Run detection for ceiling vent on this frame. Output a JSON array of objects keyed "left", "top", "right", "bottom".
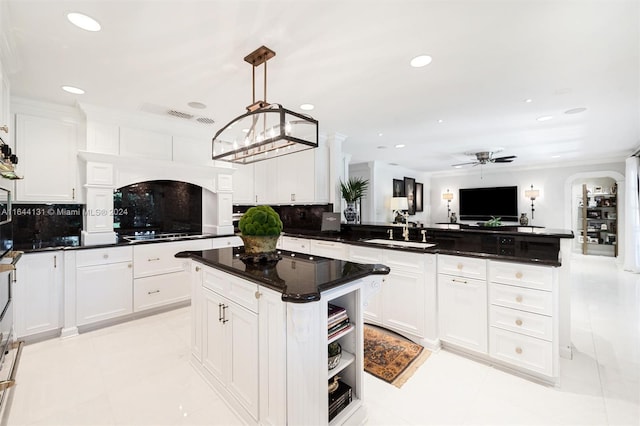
[{"left": 140, "top": 103, "right": 216, "bottom": 126}]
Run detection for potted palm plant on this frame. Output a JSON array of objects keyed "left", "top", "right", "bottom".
[{"left": 339, "top": 177, "right": 369, "bottom": 223}]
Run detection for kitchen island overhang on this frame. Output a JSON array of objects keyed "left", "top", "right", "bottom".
[
  {"left": 178, "top": 246, "right": 390, "bottom": 425},
  {"left": 176, "top": 246, "right": 390, "bottom": 302}
]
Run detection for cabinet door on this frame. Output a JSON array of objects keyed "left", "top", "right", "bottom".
[
  {"left": 438, "top": 274, "right": 488, "bottom": 353},
  {"left": 76, "top": 262, "right": 133, "bottom": 325},
  {"left": 191, "top": 263, "right": 204, "bottom": 361},
  {"left": 202, "top": 288, "right": 226, "bottom": 383},
  {"left": 15, "top": 114, "right": 78, "bottom": 202},
  {"left": 14, "top": 252, "right": 62, "bottom": 337},
  {"left": 226, "top": 301, "right": 259, "bottom": 420},
  {"left": 232, "top": 164, "right": 255, "bottom": 204},
  {"left": 382, "top": 268, "right": 425, "bottom": 337},
  {"left": 276, "top": 150, "right": 315, "bottom": 203}
]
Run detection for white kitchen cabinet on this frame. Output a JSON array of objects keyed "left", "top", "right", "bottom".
[
  {"left": 14, "top": 251, "right": 63, "bottom": 338},
  {"left": 133, "top": 239, "right": 212, "bottom": 311},
  {"left": 349, "top": 246, "right": 383, "bottom": 323},
  {"left": 232, "top": 164, "right": 255, "bottom": 204},
  {"left": 14, "top": 113, "right": 79, "bottom": 202},
  {"left": 437, "top": 255, "right": 488, "bottom": 354},
  {"left": 201, "top": 267, "right": 259, "bottom": 421},
  {"left": 280, "top": 235, "right": 311, "bottom": 254},
  {"left": 231, "top": 142, "right": 329, "bottom": 204},
  {"left": 309, "top": 239, "right": 348, "bottom": 260},
  {"left": 76, "top": 246, "right": 133, "bottom": 326},
  {"left": 488, "top": 260, "right": 557, "bottom": 378}
]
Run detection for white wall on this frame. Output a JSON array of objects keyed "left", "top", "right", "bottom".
[{"left": 429, "top": 161, "right": 625, "bottom": 230}]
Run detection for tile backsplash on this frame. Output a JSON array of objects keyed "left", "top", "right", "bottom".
[{"left": 11, "top": 204, "right": 83, "bottom": 249}]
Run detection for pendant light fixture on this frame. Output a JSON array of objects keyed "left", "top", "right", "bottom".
[{"left": 212, "top": 46, "right": 319, "bottom": 164}]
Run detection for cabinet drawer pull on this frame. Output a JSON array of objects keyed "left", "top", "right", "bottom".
[
  {"left": 515, "top": 319, "right": 523, "bottom": 326},
  {"left": 148, "top": 257, "right": 160, "bottom": 262},
  {"left": 218, "top": 303, "right": 223, "bottom": 322},
  {"left": 452, "top": 278, "right": 468, "bottom": 284},
  {"left": 222, "top": 304, "right": 229, "bottom": 324},
  {"left": 515, "top": 347, "right": 523, "bottom": 354},
  {"left": 147, "top": 289, "right": 160, "bottom": 295},
  {"left": 515, "top": 271, "right": 523, "bottom": 279},
  {"left": 456, "top": 263, "right": 464, "bottom": 270},
  {"left": 515, "top": 295, "right": 523, "bottom": 303}
]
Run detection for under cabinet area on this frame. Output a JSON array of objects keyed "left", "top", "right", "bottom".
[{"left": 76, "top": 246, "right": 133, "bottom": 326}]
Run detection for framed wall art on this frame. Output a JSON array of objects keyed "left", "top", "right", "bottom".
[
  {"left": 404, "top": 176, "right": 416, "bottom": 215},
  {"left": 415, "top": 182, "right": 423, "bottom": 212},
  {"left": 393, "top": 179, "right": 405, "bottom": 197}
]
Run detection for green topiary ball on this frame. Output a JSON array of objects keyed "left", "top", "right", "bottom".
[{"left": 239, "top": 205, "right": 283, "bottom": 236}]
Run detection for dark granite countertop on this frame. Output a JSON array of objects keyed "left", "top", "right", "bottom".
[{"left": 176, "top": 247, "right": 390, "bottom": 303}]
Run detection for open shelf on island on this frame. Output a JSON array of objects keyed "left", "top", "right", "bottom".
[
  {"left": 328, "top": 350, "right": 355, "bottom": 379},
  {"left": 328, "top": 324, "right": 354, "bottom": 344}
]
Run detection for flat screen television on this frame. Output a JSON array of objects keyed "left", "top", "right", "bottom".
[{"left": 459, "top": 186, "right": 518, "bottom": 222}]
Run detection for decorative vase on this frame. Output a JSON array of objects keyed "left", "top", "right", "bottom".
[
  {"left": 449, "top": 212, "right": 457, "bottom": 223},
  {"left": 519, "top": 213, "right": 529, "bottom": 226},
  {"left": 344, "top": 202, "right": 357, "bottom": 224},
  {"left": 239, "top": 234, "right": 281, "bottom": 263},
  {"left": 328, "top": 342, "right": 342, "bottom": 370}
]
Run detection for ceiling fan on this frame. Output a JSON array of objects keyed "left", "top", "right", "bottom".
[{"left": 452, "top": 151, "right": 517, "bottom": 167}]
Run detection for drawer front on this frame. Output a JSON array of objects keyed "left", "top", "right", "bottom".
[
  {"left": 349, "top": 246, "right": 383, "bottom": 264},
  {"left": 490, "top": 282, "right": 553, "bottom": 316},
  {"left": 489, "top": 261, "right": 553, "bottom": 291},
  {"left": 202, "top": 266, "right": 258, "bottom": 313},
  {"left": 438, "top": 254, "right": 486, "bottom": 280},
  {"left": 133, "top": 271, "right": 190, "bottom": 312},
  {"left": 211, "top": 236, "right": 242, "bottom": 249},
  {"left": 134, "top": 240, "right": 211, "bottom": 278},
  {"left": 489, "top": 305, "right": 553, "bottom": 341},
  {"left": 489, "top": 327, "right": 553, "bottom": 377},
  {"left": 76, "top": 246, "right": 132, "bottom": 267},
  {"left": 383, "top": 250, "right": 425, "bottom": 274},
  {"left": 281, "top": 237, "right": 311, "bottom": 254},
  {"left": 309, "top": 240, "right": 347, "bottom": 260}
]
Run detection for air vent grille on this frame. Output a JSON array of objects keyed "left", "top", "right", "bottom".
[
  {"left": 196, "top": 117, "right": 215, "bottom": 125},
  {"left": 167, "top": 110, "right": 194, "bottom": 120}
]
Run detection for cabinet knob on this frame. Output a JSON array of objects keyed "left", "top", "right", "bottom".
[
  {"left": 128, "top": 263, "right": 132, "bottom": 268},
  {"left": 457, "top": 263, "right": 463, "bottom": 270},
  {"left": 195, "top": 266, "right": 201, "bottom": 272},
  {"left": 255, "top": 291, "right": 262, "bottom": 299},
  {"left": 515, "top": 319, "right": 523, "bottom": 326},
  {"left": 515, "top": 271, "right": 523, "bottom": 279},
  {"left": 103, "top": 254, "right": 109, "bottom": 259},
  {"left": 515, "top": 295, "right": 523, "bottom": 303},
  {"left": 515, "top": 347, "right": 523, "bottom": 354}
]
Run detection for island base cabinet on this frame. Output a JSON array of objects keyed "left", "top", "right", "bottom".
[{"left": 437, "top": 275, "right": 488, "bottom": 354}]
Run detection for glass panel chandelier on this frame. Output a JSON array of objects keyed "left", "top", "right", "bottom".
[{"left": 212, "top": 46, "right": 318, "bottom": 164}]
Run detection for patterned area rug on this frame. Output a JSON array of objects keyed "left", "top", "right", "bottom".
[{"left": 363, "top": 324, "right": 431, "bottom": 388}]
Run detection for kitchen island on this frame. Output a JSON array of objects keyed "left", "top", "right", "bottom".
[{"left": 176, "top": 247, "right": 390, "bottom": 426}]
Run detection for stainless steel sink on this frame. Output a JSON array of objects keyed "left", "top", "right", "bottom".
[{"left": 363, "top": 239, "right": 436, "bottom": 249}]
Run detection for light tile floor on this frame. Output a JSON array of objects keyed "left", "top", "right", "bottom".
[{"left": 6, "top": 255, "right": 640, "bottom": 425}]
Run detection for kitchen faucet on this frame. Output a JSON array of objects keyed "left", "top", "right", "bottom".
[{"left": 402, "top": 222, "right": 409, "bottom": 241}]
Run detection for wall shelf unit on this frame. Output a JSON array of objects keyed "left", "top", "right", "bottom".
[{"left": 579, "top": 183, "right": 617, "bottom": 257}]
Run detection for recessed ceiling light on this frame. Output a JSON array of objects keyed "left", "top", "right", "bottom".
[
  {"left": 453, "top": 165, "right": 462, "bottom": 169},
  {"left": 536, "top": 115, "right": 553, "bottom": 122},
  {"left": 377, "top": 146, "right": 387, "bottom": 149},
  {"left": 188, "top": 101, "right": 207, "bottom": 109},
  {"left": 410, "top": 55, "right": 432, "bottom": 68},
  {"left": 389, "top": 163, "right": 399, "bottom": 166},
  {"left": 378, "top": 132, "right": 383, "bottom": 137},
  {"left": 67, "top": 12, "right": 101, "bottom": 32},
  {"left": 61, "top": 85, "right": 85, "bottom": 94},
  {"left": 565, "top": 107, "right": 587, "bottom": 115},
  {"left": 551, "top": 155, "right": 561, "bottom": 158},
  {"left": 300, "top": 104, "right": 314, "bottom": 111},
  {"left": 524, "top": 98, "right": 533, "bottom": 103},
  {"left": 395, "top": 144, "right": 405, "bottom": 149},
  {"left": 437, "top": 119, "right": 444, "bottom": 123}
]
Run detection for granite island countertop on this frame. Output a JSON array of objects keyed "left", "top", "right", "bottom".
[{"left": 176, "top": 247, "right": 390, "bottom": 303}]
